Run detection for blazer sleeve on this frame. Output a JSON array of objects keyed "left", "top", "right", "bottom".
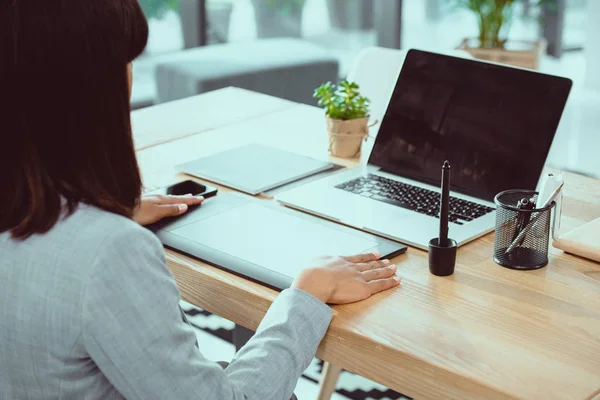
[{"left": 81, "top": 224, "right": 332, "bottom": 400}]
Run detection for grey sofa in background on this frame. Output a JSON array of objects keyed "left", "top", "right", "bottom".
[{"left": 154, "top": 38, "right": 339, "bottom": 106}]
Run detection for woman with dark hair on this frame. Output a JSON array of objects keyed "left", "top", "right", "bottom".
[{"left": 0, "top": 1, "right": 401, "bottom": 399}]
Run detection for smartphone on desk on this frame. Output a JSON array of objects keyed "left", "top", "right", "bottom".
[
  {"left": 145, "top": 180, "right": 218, "bottom": 233},
  {"left": 147, "top": 180, "right": 218, "bottom": 199}
]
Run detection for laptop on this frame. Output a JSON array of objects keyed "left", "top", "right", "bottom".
[{"left": 277, "top": 49, "right": 572, "bottom": 250}]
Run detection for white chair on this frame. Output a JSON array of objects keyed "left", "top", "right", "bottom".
[{"left": 345, "top": 47, "right": 472, "bottom": 137}]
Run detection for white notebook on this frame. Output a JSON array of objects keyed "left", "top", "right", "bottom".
[
  {"left": 553, "top": 217, "right": 600, "bottom": 263},
  {"left": 177, "top": 143, "right": 335, "bottom": 195}
]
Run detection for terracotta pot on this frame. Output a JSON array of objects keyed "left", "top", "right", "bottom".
[
  {"left": 326, "top": 117, "right": 369, "bottom": 158},
  {"left": 456, "top": 38, "right": 546, "bottom": 70}
]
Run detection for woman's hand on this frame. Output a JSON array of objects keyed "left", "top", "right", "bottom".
[
  {"left": 133, "top": 194, "right": 203, "bottom": 226},
  {"left": 292, "top": 252, "right": 401, "bottom": 304}
]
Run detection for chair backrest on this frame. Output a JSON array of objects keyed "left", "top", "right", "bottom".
[{"left": 346, "top": 47, "right": 472, "bottom": 135}]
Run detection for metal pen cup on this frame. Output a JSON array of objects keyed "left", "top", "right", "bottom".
[{"left": 493, "top": 190, "right": 555, "bottom": 270}]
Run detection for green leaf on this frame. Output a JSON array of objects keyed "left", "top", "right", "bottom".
[
  {"left": 444, "top": 0, "right": 530, "bottom": 48},
  {"left": 313, "top": 80, "right": 370, "bottom": 120}
]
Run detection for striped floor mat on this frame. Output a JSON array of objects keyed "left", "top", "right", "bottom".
[{"left": 181, "top": 303, "right": 411, "bottom": 400}]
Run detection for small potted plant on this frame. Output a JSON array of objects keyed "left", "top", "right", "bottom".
[
  {"left": 450, "top": 0, "right": 553, "bottom": 70},
  {"left": 314, "top": 80, "right": 372, "bottom": 159}
]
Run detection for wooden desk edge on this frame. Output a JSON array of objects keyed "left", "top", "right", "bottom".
[
  {"left": 587, "top": 387, "right": 600, "bottom": 400},
  {"left": 167, "top": 252, "right": 521, "bottom": 400}
]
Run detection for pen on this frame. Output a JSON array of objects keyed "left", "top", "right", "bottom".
[
  {"left": 439, "top": 160, "right": 450, "bottom": 247},
  {"left": 505, "top": 182, "right": 564, "bottom": 254},
  {"left": 513, "top": 197, "right": 535, "bottom": 246},
  {"left": 428, "top": 160, "right": 457, "bottom": 276}
]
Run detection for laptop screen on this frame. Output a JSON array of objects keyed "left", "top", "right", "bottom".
[{"left": 369, "top": 49, "right": 572, "bottom": 202}]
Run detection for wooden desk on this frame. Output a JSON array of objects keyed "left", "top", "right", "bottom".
[{"left": 133, "top": 87, "right": 600, "bottom": 400}]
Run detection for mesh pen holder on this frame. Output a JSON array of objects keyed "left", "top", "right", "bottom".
[{"left": 493, "top": 190, "right": 555, "bottom": 270}]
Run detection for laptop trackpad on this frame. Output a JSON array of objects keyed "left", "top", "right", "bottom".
[{"left": 169, "top": 202, "right": 381, "bottom": 278}]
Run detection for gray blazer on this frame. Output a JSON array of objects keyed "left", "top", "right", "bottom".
[{"left": 0, "top": 204, "right": 332, "bottom": 400}]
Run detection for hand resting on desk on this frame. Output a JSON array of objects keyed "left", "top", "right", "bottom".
[
  {"left": 293, "top": 252, "right": 401, "bottom": 304},
  {"left": 133, "top": 193, "right": 203, "bottom": 226}
]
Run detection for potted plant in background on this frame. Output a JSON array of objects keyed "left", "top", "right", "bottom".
[
  {"left": 314, "top": 80, "right": 373, "bottom": 159},
  {"left": 451, "top": 0, "right": 551, "bottom": 70},
  {"left": 251, "top": 0, "right": 306, "bottom": 38}
]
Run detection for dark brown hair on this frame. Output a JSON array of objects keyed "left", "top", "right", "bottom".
[{"left": 0, "top": 0, "right": 149, "bottom": 239}]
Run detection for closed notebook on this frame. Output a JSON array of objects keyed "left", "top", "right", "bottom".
[
  {"left": 177, "top": 143, "right": 335, "bottom": 195},
  {"left": 553, "top": 217, "right": 600, "bottom": 263}
]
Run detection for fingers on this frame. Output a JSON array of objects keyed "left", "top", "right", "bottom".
[
  {"left": 153, "top": 194, "right": 204, "bottom": 206},
  {"left": 356, "top": 259, "right": 390, "bottom": 272},
  {"left": 342, "top": 252, "right": 381, "bottom": 264},
  {"left": 156, "top": 203, "right": 190, "bottom": 218},
  {"left": 362, "top": 264, "right": 397, "bottom": 281},
  {"left": 367, "top": 277, "right": 402, "bottom": 294}
]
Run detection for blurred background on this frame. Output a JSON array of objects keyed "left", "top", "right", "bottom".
[
  {"left": 132, "top": 0, "right": 599, "bottom": 179},
  {"left": 132, "top": 0, "right": 591, "bottom": 107}
]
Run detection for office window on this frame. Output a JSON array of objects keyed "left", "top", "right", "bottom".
[
  {"left": 132, "top": 0, "right": 590, "bottom": 109},
  {"left": 131, "top": 0, "right": 382, "bottom": 108}
]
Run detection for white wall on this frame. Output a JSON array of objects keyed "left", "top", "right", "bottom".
[{"left": 584, "top": 0, "right": 600, "bottom": 91}]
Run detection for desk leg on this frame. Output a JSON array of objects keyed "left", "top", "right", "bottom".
[{"left": 316, "top": 362, "right": 342, "bottom": 400}]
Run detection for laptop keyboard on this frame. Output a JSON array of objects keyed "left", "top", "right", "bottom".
[{"left": 335, "top": 174, "right": 495, "bottom": 225}]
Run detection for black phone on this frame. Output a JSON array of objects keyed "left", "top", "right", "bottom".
[{"left": 147, "top": 180, "right": 218, "bottom": 199}]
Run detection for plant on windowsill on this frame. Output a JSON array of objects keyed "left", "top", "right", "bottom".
[
  {"left": 450, "top": 0, "right": 556, "bottom": 70},
  {"left": 314, "top": 80, "right": 373, "bottom": 159}
]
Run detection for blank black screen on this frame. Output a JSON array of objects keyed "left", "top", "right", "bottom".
[{"left": 370, "top": 50, "right": 572, "bottom": 202}]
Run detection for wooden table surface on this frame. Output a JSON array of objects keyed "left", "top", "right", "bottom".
[{"left": 133, "top": 87, "right": 600, "bottom": 400}]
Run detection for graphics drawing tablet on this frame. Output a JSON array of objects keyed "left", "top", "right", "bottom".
[{"left": 148, "top": 193, "right": 407, "bottom": 290}]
